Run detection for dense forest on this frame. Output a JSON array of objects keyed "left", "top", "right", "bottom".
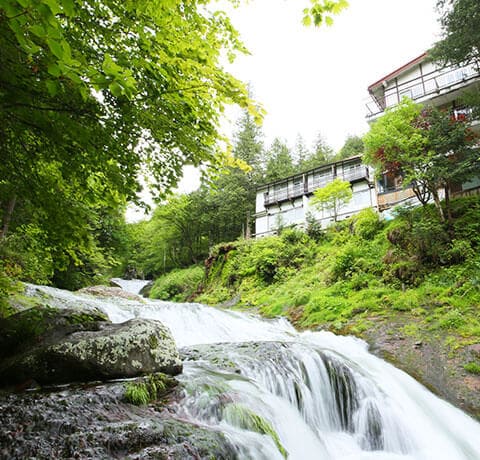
[
  {"left": 1, "top": 1, "right": 480, "bottom": 458},
  {"left": 0, "top": 0, "right": 478, "bottom": 312}
]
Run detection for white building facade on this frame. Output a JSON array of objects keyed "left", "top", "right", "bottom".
[
  {"left": 365, "top": 53, "right": 480, "bottom": 212},
  {"left": 254, "top": 156, "right": 377, "bottom": 237}
]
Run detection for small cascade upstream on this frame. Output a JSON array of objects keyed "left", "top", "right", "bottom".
[{"left": 24, "top": 283, "right": 480, "bottom": 459}]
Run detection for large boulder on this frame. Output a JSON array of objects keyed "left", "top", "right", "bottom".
[{"left": 0, "top": 307, "right": 182, "bottom": 386}]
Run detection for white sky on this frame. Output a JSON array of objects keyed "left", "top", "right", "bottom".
[
  {"left": 219, "top": 0, "right": 442, "bottom": 152},
  {"left": 128, "top": 0, "right": 442, "bottom": 220}
]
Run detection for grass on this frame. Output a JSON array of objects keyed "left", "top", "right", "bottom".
[{"left": 154, "top": 197, "right": 480, "bottom": 349}]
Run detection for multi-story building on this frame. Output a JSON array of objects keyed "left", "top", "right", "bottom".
[
  {"left": 365, "top": 52, "right": 480, "bottom": 212},
  {"left": 254, "top": 53, "right": 480, "bottom": 237},
  {"left": 254, "top": 156, "right": 376, "bottom": 237}
]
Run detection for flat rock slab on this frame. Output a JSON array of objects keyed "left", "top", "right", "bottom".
[{"left": 78, "top": 285, "right": 143, "bottom": 301}]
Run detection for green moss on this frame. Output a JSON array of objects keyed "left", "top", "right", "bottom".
[
  {"left": 124, "top": 373, "right": 176, "bottom": 405},
  {"left": 223, "top": 403, "right": 287, "bottom": 458},
  {"left": 464, "top": 362, "right": 480, "bottom": 375},
  {"left": 66, "top": 311, "right": 109, "bottom": 325}
]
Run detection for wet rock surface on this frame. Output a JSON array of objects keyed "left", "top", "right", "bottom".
[
  {"left": 0, "top": 381, "right": 237, "bottom": 460},
  {"left": 0, "top": 307, "right": 182, "bottom": 386},
  {"left": 79, "top": 285, "right": 143, "bottom": 301},
  {"left": 360, "top": 318, "right": 480, "bottom": 420}
]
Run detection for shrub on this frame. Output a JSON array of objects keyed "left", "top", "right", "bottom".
[
  {"left": 150, "top": 265, "right": 204, "bottom": 301},
  {"left": 353, "top": 208, "right": 382, "bottom": 239}
]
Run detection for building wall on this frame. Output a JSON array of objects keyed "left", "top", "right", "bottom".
[
  {"left": 368, "top": 58, "right": 480, "bottom": 121},
  {"left": 254, "top": 158, "right": 377, "bottom": 237}
]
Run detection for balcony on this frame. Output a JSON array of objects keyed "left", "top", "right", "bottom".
[
  {"left": 264, "top": 184, "right": 304, "bottom": 206},
  {"left": 365, "top": 63, "right": 480, "bottom": 120},
  {"left": 377, "top": 187, "right": 416, "bottom": 211},
  {"left": 341, "top": 166, "right": 370, "bottom": 183},
  {"left": 263, "top": 166, "right": 370, "bottom": 206}
]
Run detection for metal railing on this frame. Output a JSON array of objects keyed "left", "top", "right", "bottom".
[
  {"left": 365, "top": 63, "right": 480, "bottom": 119},
  {"left": 263, "top": 167, "right": 369, "bottom": 206}
]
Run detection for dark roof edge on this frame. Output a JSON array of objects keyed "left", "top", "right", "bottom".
[{"left": 368, "top": 52, "right": 428, "bottom": 92}]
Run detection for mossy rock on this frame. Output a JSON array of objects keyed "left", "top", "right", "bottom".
[
  {"left": 0, "top": 309, "right": 182, "bottom": 386},
  {"left": 0, "top": 305, "right": 108, "bottom": 360},
  {"left": 223, "top": 403, "right": 287, "bottom": 458}
]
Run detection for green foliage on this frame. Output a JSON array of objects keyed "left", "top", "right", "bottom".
[
  {"left": 302, "top": 0, "right": 349, "bottom": 27},
  {"left": 353, "top": 208, "right": 382, "bottom": 240},
  {"left": 124, "top": 382, "right": 150, "bottom": 406},
  {"left": 124, "top": 373, "right": 175, "bottom": 406},
  {"left": 223, "top": 403, "right": 287, "bottom": 458},
  {"left": 437, "top": 309, "right": 467, "bottom": 330},
  {"left": 336, "top": 135, "right": 364, "bottom": 160},
  {"left": 0, "top": 0, "right": 259, "bottom": 289},
  {"left": 464, "top": 362, "right": 480, "bottom": 375},
  {"left": 364, "top": 99, "right": 480, "bottom": 223},
  {"left": 150, "top": 265, "right": 204, "bottom": 302},
  {"left": 305, "top": 211, "right": 324, "bottom": 241},
  {"left": 296, "top": 133, "right": 334, "bottom": 171},
  {"left": 188, "top": 195, "right": 480, "bottom": 347},
  {"left": 265, "top": 138, "right": 295, "bottom": 182},
  {"left": 431, "top": 0, "right": 480, "bottom": 68},
  {"left": 311, "top": 179, "right": 353, "bottom": 222}
]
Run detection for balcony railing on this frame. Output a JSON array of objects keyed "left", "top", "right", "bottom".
[
  {"left": 341, "top": 167, "right": 370, "bottom": 182},
  {"left": 365, "top": 63, "right": 480, "bottom": 119},
  {"left": 263, "top": 167, "right": 370, "bottom": 206}
]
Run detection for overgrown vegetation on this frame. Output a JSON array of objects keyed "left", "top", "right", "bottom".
[
  {"left": 151, "top": 197, "right": 480, "bottom": 350},
  {"left": 150, "top": 266, "right": 205, "bottom": 302}
]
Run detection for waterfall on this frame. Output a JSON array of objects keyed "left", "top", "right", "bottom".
[{"left": 24, "top": 284, "right": 480, "bottom": 459}]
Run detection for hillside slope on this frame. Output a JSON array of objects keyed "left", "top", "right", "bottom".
[{"left": 151, "top": 197, "right": 480, "bottom": 417}]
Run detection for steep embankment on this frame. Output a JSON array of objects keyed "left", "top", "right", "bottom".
[{"left": 151, "top": 197, "right": 480, "bottom": 418}]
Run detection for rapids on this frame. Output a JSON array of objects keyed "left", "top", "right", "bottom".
[{"left": 23, "top": 282, "right": 480, "bottom": 459}]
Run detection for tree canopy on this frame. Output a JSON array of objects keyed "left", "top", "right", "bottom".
[
  {"left": 311, "top": 178, "right": 352, "bottom": 222},
  {"left": 431, "top": 0, "right": 480, "bottom": 68},
  {"left": 363, "top": 98, "right": 479, "bottom": 223}
]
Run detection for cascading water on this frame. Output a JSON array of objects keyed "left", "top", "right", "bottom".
[{"left": 24, "top": 283, "right": 480, "bottom": 459}]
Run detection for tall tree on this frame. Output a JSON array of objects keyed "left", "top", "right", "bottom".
[
  {"left": 0, "top": 0, "right": 256, "bottom": 284},
  {"left": 297, "top": 133, "right": 333, "bottom": 171},
  {"left": 363, "top": 98, "right": 479, "bottom": 224},
  {"left": 265, "top": 138, "right": 295, "bottom": 182},
  {"left": 431, "top": 0, "right": 480, "bottom": 68},
  {"left": 293, "top": 134, "right": 311, "bottom": 167},
  {"left": 335, "top": 135, "right": 364, "bottom": 160}
]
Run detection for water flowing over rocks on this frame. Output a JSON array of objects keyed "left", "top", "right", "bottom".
[
  {"left": 2, "top": 283, "right": 480, "bottom": 459},
  {"left": 0, "top": 381, "right": 237, "bottom": 459}
]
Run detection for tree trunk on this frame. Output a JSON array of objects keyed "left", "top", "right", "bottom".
[
  {"left": 0, "top": 195, "right": 16, "bottom": 239},
  {"left": 431, "top": 188, "right": 445, "bottom": 223},
  {"left": 444, "top": 184, "right": 454, "bottom": 237}
]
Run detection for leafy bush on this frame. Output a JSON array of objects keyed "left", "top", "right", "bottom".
[
  {"left": 150, "top": 265, "right": 204, "bottom": 301},
  {"left": 353, "top": 208, "right": 382, "bottom": 239}
]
